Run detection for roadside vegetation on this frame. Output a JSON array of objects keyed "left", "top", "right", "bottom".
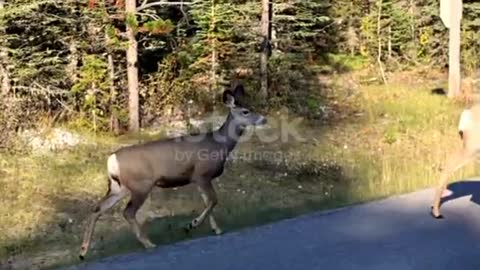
[{"left": 1, "top": 64, "right": 475, "bottom": 269}]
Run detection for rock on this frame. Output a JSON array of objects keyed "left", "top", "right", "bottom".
[{"left": 19, "top": 128, "right": 91, "bottom": 154}]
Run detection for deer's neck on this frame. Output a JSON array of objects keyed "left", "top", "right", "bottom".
[{"left": 217, "top": 113, "right": 245, "bottom": 152}]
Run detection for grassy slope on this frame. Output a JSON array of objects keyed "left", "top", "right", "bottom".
[{"left": 1, "top": 67, "right": 477, "bottom": 270}]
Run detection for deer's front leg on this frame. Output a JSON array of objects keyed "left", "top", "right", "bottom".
[
  {"left": 186, "top": 181, "right": 220, "bottom": 233},
  {"left": 198, "top": 186, "right": 223, "bottom": 235},
  {"left": 432, "top": 148, "right": 473, "bottom": 218}
]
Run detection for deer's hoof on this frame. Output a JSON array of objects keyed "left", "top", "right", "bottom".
[
  {"left": 191, "top": 218, "right": 199, "bottom": 227},
  {"left": 79, "top": 245, "right": 88, "bottom": 260},
  {"left": 144, "top": 242, "right": 156, "bottom": 249},
  {"left": 212, "top": 229, "right": 223, "bottom": 235},
  {"left": 183, "top": 224, "right": 192, "bottom": 235},
  {"left": 430, "top": 207, "right": 444, "bottom": 219}
]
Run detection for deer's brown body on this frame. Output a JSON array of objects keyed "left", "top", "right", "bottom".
[
  {"left": 79, "top": 85, "right": 266, "bottom": 259},
  {"left": 113, "top": 132, "right": 235, "bottom": 189}
]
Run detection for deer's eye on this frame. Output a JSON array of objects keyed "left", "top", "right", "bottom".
[{"left": 242, "top": 110, "right": 250, "bottom": 115}]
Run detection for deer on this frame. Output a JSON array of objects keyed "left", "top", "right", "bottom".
[
  {"left": 431, "top": 102, "right": 480, "bottom": 218},
  {"left": 79, "top": 85, "right": 267, "bottom": 260}
]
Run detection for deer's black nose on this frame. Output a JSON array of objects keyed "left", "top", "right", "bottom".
[{"left": 258, "top": 117, "right": 267, "bottom": 125}]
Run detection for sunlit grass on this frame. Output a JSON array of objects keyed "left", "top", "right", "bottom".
[{"left": 312, "top": 82, "right": 478, "bottom": 203}]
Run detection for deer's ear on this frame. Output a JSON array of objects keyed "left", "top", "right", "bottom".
[
  {"left": 223, "top": 90, "right": 235, "bottom": 108},
  {"left": 233, "top": 84, "right": 245, "bottom": 99}
]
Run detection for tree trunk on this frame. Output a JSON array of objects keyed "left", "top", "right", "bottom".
[
  {"left": 260, "top": 0, "right": 269, "bottom": 99},
  {"left": 447, "top": 0, "right": 462, "bottom": 99},
  {"left": 210, "top": 0, "right": 217, "bottom": 97},
  {"left": 105, "top": 30, "right": 119, "bottom": 134},
  {"left": 66, "top": 40, "right": 78, "bottom": 84},
  {"left": 0, "top": 63, "right": 9, "bottom": 97},
  {"left": 410, "top": 0, "right": 416, "bottom": 61},
  {"left": 269, "top": 0, "right": 277, "bottom": 54},
  {"left": 108, "top": 53, "right": 120, "bottom": 134},
  {"left": 387, "top": 25, "right": 392, "bottom": 60},
  {"left": 0, "top": 1, "right": 10, "bottom": 97},
  {"left": 268, "top": 0, "right": 273, "bottom": 40},
  {"left": 376, "top": 0, "right": 387, "bottom": 85},
  {"left": 125, "top": 0, "right": 140, "bottom": 132},
  {"left": 211, "top": 43, "right": 217, "bottom": 92},
  {"left": 91, "top": 82, "right": 98, "bottom": 132}
]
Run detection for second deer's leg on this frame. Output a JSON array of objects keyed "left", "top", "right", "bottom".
[
  {"left": 187, "top": 181, "right": 218, "bottom": 231},
  {"left": 123, "top": 190, "right": 156, "bottom": 249},
  {"left": 432, "top": 148, "right": 474, "bottom": 218}
]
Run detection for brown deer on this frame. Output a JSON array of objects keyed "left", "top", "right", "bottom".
[
  {"left": 431, "top": 103, "right": 480, "bottom": 218},
  {"left": 79, "top": 85, "right": 267, "bottom": 259}
]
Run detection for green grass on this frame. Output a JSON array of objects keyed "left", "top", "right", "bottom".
[
  {"left": 326, "top": 53, "right": 369, "bottom": 71},
  {"left": 1, "top": 71, "right": 478, "bottom": 270}
]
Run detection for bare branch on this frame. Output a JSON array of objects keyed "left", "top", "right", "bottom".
[
  {"left": 109, "top": 13, "right": 126, "bottom": 20},
  {"left": 136, "top": 12, "right": 161, "bottom": 21},
  {"left": 137, "top": 1, "right": 192, "bottom": 12}
]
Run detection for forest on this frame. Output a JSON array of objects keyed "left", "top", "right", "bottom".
[{"left": 1, "top": 0, "right": 479, "bottom": 269}]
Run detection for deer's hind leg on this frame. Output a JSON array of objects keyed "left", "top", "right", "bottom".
[
  {"left": 432, "top": 148, "right": 475, "bottom": 218},
  {"left": 80, "top": 177, "right": 127, "bottom": 260}
]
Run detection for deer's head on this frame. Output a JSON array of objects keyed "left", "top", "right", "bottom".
[{"left": 222, "top": 85, "right": 267, "bottom": 128}]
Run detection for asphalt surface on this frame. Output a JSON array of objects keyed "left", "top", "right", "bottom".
[{"left": 66, "top": 182, "right": 480, "bottom": 270}]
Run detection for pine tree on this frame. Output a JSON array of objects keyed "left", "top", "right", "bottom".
[
  {"left": 0, "top": 0, "right": 94, "bottom": 103},
  {"left": 275, "top": 0, "right": 333, "bottom": 55},
  {"left": 188, "top": 0, "right": 236, "bottom": 92}
]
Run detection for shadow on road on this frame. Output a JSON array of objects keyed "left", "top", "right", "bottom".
[{"left": 441, "top": 180, "right": 480, "bottom": 207}]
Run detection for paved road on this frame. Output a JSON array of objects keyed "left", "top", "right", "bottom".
[{"left": 66, "top": 182, "right": 480, "bottom": 270}]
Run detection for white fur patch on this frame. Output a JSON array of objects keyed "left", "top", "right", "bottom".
[
  {"left": 458, "top": 109, "right": 472, "bottom": 131},
  {"left": 107, "top": 154, "right": 123, "bottom": 194},
  {"left": 109, "top": 178, "right": 122, "bottom": 194},
  {"left": 107, "top": 154, "right": 120, "bottom": 177}
]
